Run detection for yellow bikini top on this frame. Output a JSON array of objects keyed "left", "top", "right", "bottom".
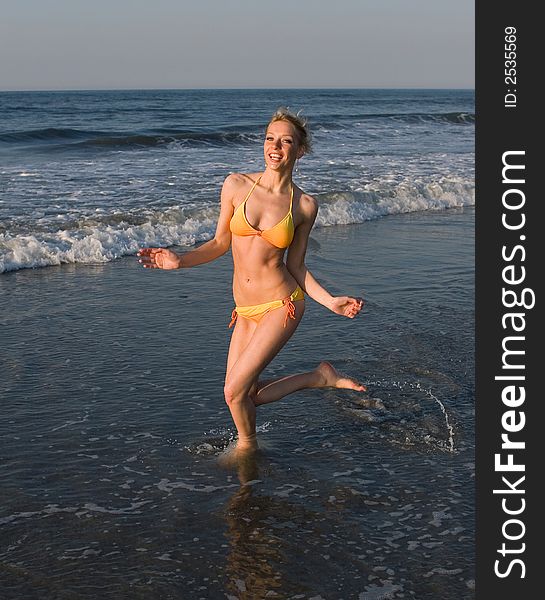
[{"left": 229, "top": 175, "right": 295, "bottom": 249}]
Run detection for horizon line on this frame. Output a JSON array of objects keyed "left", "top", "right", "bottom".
[{"left": 0, "top": 85, "right": 475, "bottom": 94}]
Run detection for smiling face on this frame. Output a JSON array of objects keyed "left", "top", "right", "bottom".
[{"left": 264, "top": 120, "right": 303, "bottom": 172}]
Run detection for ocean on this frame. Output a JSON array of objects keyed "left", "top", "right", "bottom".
[
  {"left": 1, "top": 89, "right": 474, "bottom": 599},
  {"left": 0, "top": 89, "right": 473, "bottom": 273}
]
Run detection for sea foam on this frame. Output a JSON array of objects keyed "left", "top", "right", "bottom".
[{"left": 0, "top": 176, "right": 473, "bottom": 273}]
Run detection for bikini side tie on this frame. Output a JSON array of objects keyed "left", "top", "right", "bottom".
[{"left": 282, "top": 297, "right": 296, "bottom": 328}]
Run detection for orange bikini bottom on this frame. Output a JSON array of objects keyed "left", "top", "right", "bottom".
[{"left": 228, "top": 286, "right": 305, "bottom": 329}]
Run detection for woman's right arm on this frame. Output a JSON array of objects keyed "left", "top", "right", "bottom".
[{"left": 137, "top": 174, "right": 239, "bottom": 270}]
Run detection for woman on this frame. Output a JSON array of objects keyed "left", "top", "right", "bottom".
[{"left": 137, "top": 108, "right": 365, "bottom": 459}]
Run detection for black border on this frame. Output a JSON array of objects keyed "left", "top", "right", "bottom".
[{"left": 476, "top": 2, "right": 538, "bottom": 596}]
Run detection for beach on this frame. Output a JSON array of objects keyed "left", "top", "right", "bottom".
[
  {"left": 1, "top": 205, "right": 474, "bottom": 599},
  {"left": 1, "top": 88, "right": 474, "bottom": 598}
]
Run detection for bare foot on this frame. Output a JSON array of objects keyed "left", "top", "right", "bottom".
[
  {"left": 315, "top": 361, "right": 367, "bottom": 391},
  {"left": 218, "top": 438, "right": 259, "bottom": 468}
]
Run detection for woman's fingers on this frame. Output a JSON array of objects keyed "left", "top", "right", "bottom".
[
  {"left": 139, "top": 258, "right": 159, "bottom": 268},
  {"left": 345, "top": 296, "right": 364, "bottom": 317},
  {"left": 351, "top": 296, "right": 364, "bottom": 307},
  {"left": 137, "top": 247, "right": 162, "bottom": 268},
  {"left": 137, "top": 247, "right": 161, "bottom": 257}
]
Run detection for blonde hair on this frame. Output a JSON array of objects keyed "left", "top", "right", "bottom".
[{"left": 267, "top": 107, "right": 312, "bottom": 155}]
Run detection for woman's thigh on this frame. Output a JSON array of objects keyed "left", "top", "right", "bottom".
[
  {"left": 226, "top": 314, "right": 257, "bottom": 379},
  {"left": 225, "top": 300, "right": 305, "bottom": 396}
]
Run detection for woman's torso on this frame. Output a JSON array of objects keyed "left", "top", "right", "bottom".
[{"left": 229, "top": 173, "right": 300, "bottom": 306}]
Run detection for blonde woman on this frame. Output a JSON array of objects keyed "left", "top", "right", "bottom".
[{"left": 138, "top": 108, "right": 365, "bottom": 460}]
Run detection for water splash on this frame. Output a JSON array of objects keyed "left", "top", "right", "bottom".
[
  {"left": 185, "top": 421, "right": 273, "bottom": 456},
  {"left": 417, "top": 384, "right": 455, "bottom": 453},
  {"left": 365, "top": 378, "right": 456, "bottom": 453}
]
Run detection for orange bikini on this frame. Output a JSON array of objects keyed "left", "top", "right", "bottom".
[
  {"left": 228, "top": 175, "right": 304, "bottom": 328},
  {"left": 229, "top": 175, "right": 295, "bottom": 248}
]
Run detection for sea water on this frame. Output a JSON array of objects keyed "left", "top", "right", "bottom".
[
  {"left": 1, "top": 89, "right": 474, "bottom": 599},
  {"left": 0, "top": 89, "right": 474, "bottom": 273}
]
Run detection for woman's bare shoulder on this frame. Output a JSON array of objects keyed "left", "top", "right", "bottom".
[
  {"left": 223, "top": 172, "right": 262, "bottom": 191},
  {"left": 221, "top": 173, "right": 262, "bottom": 209},
  {"left": 296, "top": 189, "right": 319, "bottom": 219}
]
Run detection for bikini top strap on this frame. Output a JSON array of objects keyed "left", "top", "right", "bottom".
[
  {"left": 289, "top": 183, "right": 294, "bottom": 211},
  {"left": 242, "top": 175, "right": 262, "bottom": 204}
]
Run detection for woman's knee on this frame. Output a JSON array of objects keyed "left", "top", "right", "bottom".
[
  {"left": 223, "top": 381, "right": 238, "bottom": 406},
  {"left": 223, "top": 377, "right": 256, "bottom": 406}
]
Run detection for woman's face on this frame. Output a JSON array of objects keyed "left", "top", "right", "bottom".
[{"left": 264, "top": 120, "right": 302, "bottom": 171}]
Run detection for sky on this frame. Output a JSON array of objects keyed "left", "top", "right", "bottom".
[{"left": 0, "top": 0, "right": 474, "bottom": 91}]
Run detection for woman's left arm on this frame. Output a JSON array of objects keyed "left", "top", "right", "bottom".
[{"left": 286, "top": 195, "right": 364, "bottom": 319}]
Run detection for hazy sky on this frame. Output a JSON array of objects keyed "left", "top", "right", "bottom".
[{"left": 0, "top": 0, "right": 474, "bottom": 91}]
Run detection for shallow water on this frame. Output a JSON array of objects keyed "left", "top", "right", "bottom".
[{"left": 1, "top": 207, "right": 474, "bottom": 599}]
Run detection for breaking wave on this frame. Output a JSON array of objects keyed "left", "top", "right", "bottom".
[{"left": 0, "top": 176, "right": 474, "bottom": 273}]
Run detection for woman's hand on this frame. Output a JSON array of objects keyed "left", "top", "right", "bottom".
[
  {"left": 137, "top": 247, "right": 181, "bottom": 270},
  {"left": 329, "top": 296, "right": 364, "bottom": 318}
]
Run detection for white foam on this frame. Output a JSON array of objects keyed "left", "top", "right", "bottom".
[
  {"left": 359, "top": 581, "right": 403, "bottom": 599},
  {"left": 0, "top": 176, "right": 474, "bottom": 273},
  {"left": 82, "top": 500, "right": 151, "bottom": 514},
  {"left": 316, "top": 177, "right": 474, "bottom": 227},
  {"left": 0, "top": 216, "right": 216, "bottom": 273},
  {"left": 156, "top": 478, "right": 238, "bottom": 493}
]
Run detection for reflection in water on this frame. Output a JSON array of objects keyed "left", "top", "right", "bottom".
[
  {"left": 221, "top": 453, "right": 324, "bottom": 599},
  {"left": 222, "top": 454, "right": 286, "bottom": 599}
]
